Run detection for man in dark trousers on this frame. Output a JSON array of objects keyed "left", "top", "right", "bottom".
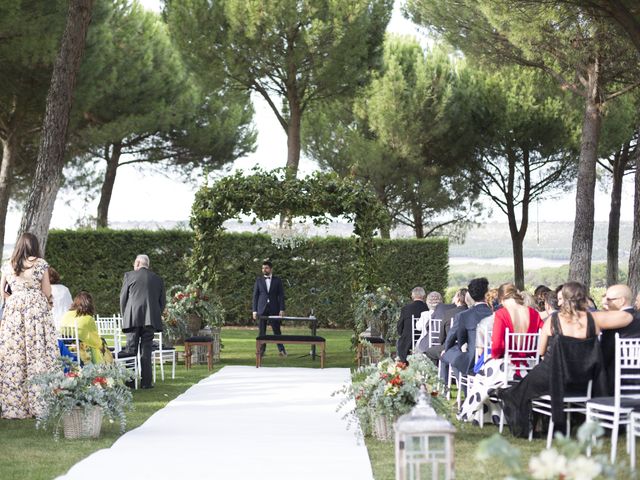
[
  {"left": 396, "top": 287, "right": 429, "bottom": 363},
  {"left": 120, "top": 254, "right": 166, "bottom": 389},
  {"left": 253, "top": 260, "right": 286, "bottom": 356}
]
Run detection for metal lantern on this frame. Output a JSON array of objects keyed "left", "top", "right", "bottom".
[{"left": 394, "top": 386, "right": 456, "bottom": 480}]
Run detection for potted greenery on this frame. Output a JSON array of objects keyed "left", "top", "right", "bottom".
[
  {"left": 353, "top": 285, "right": 403, "bottom": 341},
  {"left": 335, "top": 354, "right": 449, "bottom": 441},
  {"left": 31, "top": 360, "right": 133, "bottom": 440},
  {"left": 164, "top": 284, "right": 225, "bottom": 334}
]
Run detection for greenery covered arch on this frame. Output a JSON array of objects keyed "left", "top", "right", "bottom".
[{"left": 189, "top": 169, "right": 390, "bottom": 290}]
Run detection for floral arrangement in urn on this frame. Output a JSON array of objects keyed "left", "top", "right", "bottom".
[
  {"left": 353, "top": 285, "right": 404, "bottom": 341},
  {"left": 335, "top": 354, "right": 449, "bottom": 440},
  {"left": 164, "top": 284, "right": 225, "bottom": 339},
  {"left": 476, "top": 422, "right": 619, "bottom": 479},
  {"left": 31, "top": 360, "right": 133, "bottom": 439}
]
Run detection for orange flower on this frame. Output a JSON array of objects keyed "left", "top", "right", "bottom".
[{"left": 390, "top": 375, "right": 403, "bottom": 387}]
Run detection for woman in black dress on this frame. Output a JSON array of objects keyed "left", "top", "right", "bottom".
[{"left": 497, "top": 282, "right": 633, "bottom": 438}]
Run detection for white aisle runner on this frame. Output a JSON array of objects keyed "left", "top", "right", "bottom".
[{"left": 58, "top": 366, "right": 373, "bottom": 480}]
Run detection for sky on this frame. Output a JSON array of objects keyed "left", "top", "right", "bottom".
[{"left": 4, "top": 0, "right": 635, "bottom": 242}]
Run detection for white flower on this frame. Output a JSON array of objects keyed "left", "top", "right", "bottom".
[
  {"left": 106, "top": 377, "right": 114, "bottom": 387},
  {"left": 529, "top": 449, "right": 567, "bottom": 479},
  {"left": 565, "top": 455, "right": 602, "bottom": 480}
]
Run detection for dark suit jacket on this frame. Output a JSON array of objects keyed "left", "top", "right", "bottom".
[
  {"left": 252, "top": 276, "right": 286, "bottom": 316},
  {"left": 438, "top": 305, "right": 468, "bottom": 345},
  {"left": 120, "top": 268, "right": 166, "bottom": 332},
  {"left": 442, "top": 303, "right": 493, "bottom": 374},
  {"left": 601, "top": 307, "right": 639, "bottom": 394},
  {"left": 431, "top": 302, "right": 455, "bottom": 320},
  {"left": 397, "top": 300, "right": 429, "bottom": 362}
]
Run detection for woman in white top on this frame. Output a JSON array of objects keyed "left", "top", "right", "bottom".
[{"left": 49, "top": 267, "right": 72, "bottom": 330}]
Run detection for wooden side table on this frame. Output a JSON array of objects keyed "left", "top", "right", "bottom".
[{"left": 184, "top": 336, "right": 214, "bottom": 371}]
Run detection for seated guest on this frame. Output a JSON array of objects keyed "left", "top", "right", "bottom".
[
  {"left": 49, "top": 267, "right": 72, "bottom": 330},
  {"left": 543, "top": 290, "right": 559, "bottom": 320},
  {"left": 396, "top": 286, "right": 429, "bottom": 363},
  {"left": 440, "top": 278, "right": 490, "bottom": 381},
  {"left": 414, "top": 291, "right": 445, "bottom": 346},
  {"left": 534, "top": 285, "right": 551, "bottom": 317},
  {"left": 458, "top": 283, "right": 543, "bottom": 424},
  {"left": 497, "top": 282, "right": 633, "bottom": 438},
  {"left": 60, "top": 291, "right": 113, "bottom": 364},
  {"left": 423, "top": 288, "right": 467, "bottom": 363},
  {"left": 600, "top": 284, "right": 639, "bottom": 395}
]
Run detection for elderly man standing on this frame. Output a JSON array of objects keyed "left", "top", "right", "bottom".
[
  {"left": 601, "top": 284, "right": 639, "bottom": 394},
  {"left": 396, "top": 286, "right": 429, "bottom": 363},
  {"left": 120, "top": 254, "right": 166, "bottom": 389}
]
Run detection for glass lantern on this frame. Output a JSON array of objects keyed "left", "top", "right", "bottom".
[{"left": 394, "top": 386, "right": 456, "bottom": 480}]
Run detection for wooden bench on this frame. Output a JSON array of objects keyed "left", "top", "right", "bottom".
[{"left": 256, "top": 335, "right": 326, "bottom": 368}]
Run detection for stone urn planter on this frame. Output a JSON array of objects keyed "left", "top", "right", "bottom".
[{"left": 62, "top": 406, "right": 103, "bottom": 439}]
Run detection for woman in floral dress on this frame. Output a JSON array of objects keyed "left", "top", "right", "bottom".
[{"left": 0, "top": 233, "right": 58, "bottom": 419}]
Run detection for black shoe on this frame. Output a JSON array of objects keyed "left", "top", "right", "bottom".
[
  {"left": 279, "top": 350, "right": 287, "bottom": 357},
  {"left": 140, "top": 385, "right": 154, "bottom": 389}
]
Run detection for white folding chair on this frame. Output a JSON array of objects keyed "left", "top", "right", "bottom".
[
  {"left": 98, "top": 314, "right": 139, "bottom": 389},
  {"left": 57, "top": 318, "right": 81, "bottom": 367},
  {"left": 412, "top": 314, "right": 425, "bottom": 352},
  {"left": 530, "top": 380, "right": 593, "bottom": 448},
  {"left": 428, "top": 317, "right": 442, "bottom": 348},
  {"left": 153, "top": 332, "right": 176, "bottom": 382},
  {"left": 497, "top": 328, "right": 541, "bottom": 433},
  {"left": 475, "top": 324, "right": 493, "bottom": 428},
  {"left": 586, "top": 335, "right": 640, "bottom": 463},
  {"left": 630, "top": 411, "right": 640, "bottom": 470}
]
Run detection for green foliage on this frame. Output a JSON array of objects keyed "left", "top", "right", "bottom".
[
  {"left": 30, "top": 359, "right": 133, "bottom": 439},
  {"left": 189, "top": 168, "right": 391, "bottom": 292},
  {"left": 304, "top": 36, "right": 482, "bottom": 238},
  {"left": 46, "top": 229, "right": 448, "bottom": 328},
  {"left": 46, "top": 229, "right": 194, "bottom": 316},
  {"left": 353, "top": 286, "right": 404, "bottom": 340}
]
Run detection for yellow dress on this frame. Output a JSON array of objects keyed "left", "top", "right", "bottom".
[{"left": 60, "top": 311, "right": 113, "bottom": 364}]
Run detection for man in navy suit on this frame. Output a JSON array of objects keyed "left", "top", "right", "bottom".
[
  {"left": 441, "top": 278, "right": 491, "bottom": 381},
  {"left": 252, "top": 260, "right": 286, "bottom": 356}
]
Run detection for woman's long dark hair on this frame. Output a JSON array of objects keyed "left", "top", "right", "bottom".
[{"left": 11, "top": 233, "right": 42, "bottom": 275}]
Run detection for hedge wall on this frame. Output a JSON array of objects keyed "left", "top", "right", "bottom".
[{"left": 47, "top": 230, "right": 448, "bottom": 328}]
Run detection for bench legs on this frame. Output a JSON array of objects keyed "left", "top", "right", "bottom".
[
  {"left": 255, "top": 341, "right": 326, "bottom": 368},
  {"left": 185, "top": 342, "right": 214, "bottom": 371}
]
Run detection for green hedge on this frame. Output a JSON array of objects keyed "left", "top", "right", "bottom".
[{"left": 47, "top": 230, "right": 448, "bottom": 327}]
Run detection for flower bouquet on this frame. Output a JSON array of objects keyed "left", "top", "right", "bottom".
[
  {"left": 163, "top": 284, "right": 226, "bottom": 341},
  {"left": 31, "top": 359, "right": 133, "bottom": 440},
  {"left": 336, "top": 354, "right": 449, "bottom": 441}
]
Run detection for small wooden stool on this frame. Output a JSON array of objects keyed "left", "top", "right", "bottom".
[{"left": 184, "top": 336, "right": 214, "bottom": 370}]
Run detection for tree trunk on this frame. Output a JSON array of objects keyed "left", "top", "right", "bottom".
[
  {"left": 568, "top": 63, "right": 602, "bottom": 289},
  {"left": 373, "top": 185, "right": 391, "bottom": 239},
  {"left": 628, "top": 128, "right": 640, "bottom": 297},
  {"left": 96, "top": 142, "right": 122, "bottom": 228},
  {"left": 286, "top": 98, "right": 302, "bottom": 179},
  {"left": 411, "top": 201, "right": 424, "bottom": 238},
  {"left": 0, "top": 135, "right": 16, "bottom": 261},
  {"left": 17, "top": 0, "right": 93, "bottom": 252},
  {"left": 606, "top": 145, "right": 628, "bottom": 286}
]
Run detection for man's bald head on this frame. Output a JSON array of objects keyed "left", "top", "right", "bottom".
[{"left": 604, "top": 284, "right": 633, "bottom": 311}]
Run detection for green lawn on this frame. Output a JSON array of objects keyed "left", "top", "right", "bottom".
[{"left": 0, "top": 327, "right": 633, "bottom": 479}]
